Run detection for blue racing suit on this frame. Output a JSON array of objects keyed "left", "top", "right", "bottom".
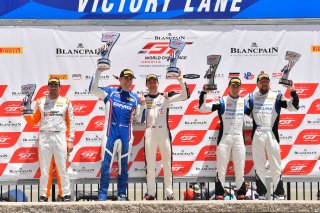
[{"left": 89, "top": 71, "right": 142, "bottom": 200}]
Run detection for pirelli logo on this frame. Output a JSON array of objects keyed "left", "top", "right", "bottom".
[
  {"left": 0, "top": 47, "right": 23, "bottom": 54},
  {"left": 48, "top": 74, "right": 68, "bottom": 80},
  {"left": 311, "top": 45, "right": 320, "bottom": 52}
]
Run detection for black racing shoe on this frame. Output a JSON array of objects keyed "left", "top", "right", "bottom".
[
  {"left": 166, "top": 195, "right": 175, "bottom": 200},
  {"left": 214, "top": 195, "right": 224, "bottom": 200},
  {"left": 63, "top": 195, "right": 71, "bottom": 202},
  {"left": 144, "top": 193, "right": 156, "bottom": 200},
  {"left": 39, "top": 196, "right": 48, "bottom": 202}
]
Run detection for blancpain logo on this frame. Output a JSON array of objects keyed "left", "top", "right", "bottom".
[
  {"left": 307, "top": 118, "right": 320, "bottom": 125},
  {"left": 169, "top": 105, "right": 183, "bottom": 110},
  {"left": 73, "top": 167, "right": 95, "bottom": 173},
  {"left": 173, "top": 150, "right": 194, "bottom": 156},
  {"left": 230, "top": 42, "right": 279, "bottom": 57},
  {"left": 134, "top": 168, "right": 146, "bottom": 172},
  {"left": 85, "top": 75, "right": 109, "bottom": 80},
  {"left": 9, "top": 168, "right": 33, "bottom": 174},
  {"left": 0, "top": 121, "right": 21, "bottom": 127},
  {"left": 75, "top": 122, "right": 85, "bottom": 127},
  {"left": 86, "top": 136, "right": 102, "bottom": 142},
  {"left": 294, "top": 149, "right": 317, "bottom": 155},
  {"left": 195, "top": 165, "right": 216, "bottom": 171},
  {"left": 154, "top": 34, "right": 186, "bottom": 41},
  {"left": 0, "top": 154, "right": 8, "bottom": 159},
  {"left": 185, "top": 119, "right": 207, "bottom": 125},
  {"left": 279, "top": 134, "right": 293, "bottom": 140},
  {"left": 75, "top": 89, "right": 90, "bottom": 96},
  {"left": 56, "top": 43, "right": 100, "bottom": 57},
  {"left": 11, "top": 91, "right": 24, "bottom": 96},
  {"left": 22, "top": 136, "right": 37, "bottom": 143}
]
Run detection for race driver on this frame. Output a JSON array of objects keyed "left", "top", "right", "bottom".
[
  {"left": 89, "top": 67, "right": 143, "bottom": 201},
  {"left": 246, "top": 72, "right": 299, "bottom": 200},
  {"left": 199, "top": 77, "right": 248, "bottom": 200},
  {"left": 141, "top": 70, "right": 190, "bottom": 200},
  {"left": 23, "top": 77, "right": 74, "bottom": 202}
]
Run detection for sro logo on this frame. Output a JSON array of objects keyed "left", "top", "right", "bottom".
[
  {"left": 204, "top": 150, "right": 216, "bottom": 157},
  {"left": 171, "top": 166, "right": 184, "bottom": 172},
  {"left": 5, "top": 106, "right": 21, "bottom": 112},
  {"left": 180, "top": 136, "right": 197, "bottom": 141},
  {"left": 18, "top": 153, "right": 34, "bottom": 158},
  {"left": 302, "top": 135, "right": 319, "bottom": 140},
  {"left": 290, "top": 165, "right": 307, "bottom": 171},
  {"left": 81, "top": 151, "right": 97, "bottom": 158},
  {"left": 0, "top": 137, "right": 10, "bottom": 143},
  {"left": 279, "top": 119, "right": 295, "bottom": 125}
]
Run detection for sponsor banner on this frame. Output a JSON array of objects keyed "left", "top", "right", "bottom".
[
  {"left": 1, "top": 1, "right": 320, "bottom": 20},
  {"left": 0, "top": 26, "right": 319, "bottom": 179}
]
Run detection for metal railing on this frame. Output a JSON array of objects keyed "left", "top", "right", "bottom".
[{"left": 0, "top": 176, "right": 319, "bottom": 202}]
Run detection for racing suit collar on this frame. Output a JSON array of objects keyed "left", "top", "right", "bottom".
[
  {"left": 147, "top": 92, "right": 160, "bottom": 98},
  {"left": 118, "top": 87, "right": 130, "bottom": 93}
]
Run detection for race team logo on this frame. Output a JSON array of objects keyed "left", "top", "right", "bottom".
[
  {"left": 278, "top": 114, "right": 304, "bottom": 129},
  {"left": 48, "top": 74, "right": 68, "bottom": 80},
  {"left": 272, "top": 72, "right": 283, "bottom": 79},
  {"left": 172, "top": 130, "right": 206, "bottom": 146},
  {"left": 295, "top": 129, "right": 320, "bottom": 145},
  {"left": 9, "top": 147, "right": 38, "bottom": 163},
  {"left": 0, "top": 132, "right": 21, "bottom": 148},
  {"left": 307, "top": 99, "right": 320, "bottom": 114},
  {"left": 85, "top": 116, "right": 105, "bottom": 131},
  {"left": 243, "top": 72, "right": 255, "bottom": 80},
  {"left": 0, "top": 101, "right": 23, "bottom": 116},
  {"left": 283, "top": 160, "right": 317, "bottom": 175},
  {"left": 72, "top": 146, "right": 101, "bottom": 162},
  {"left": 0, "top": 47, "right": 23, "bottom": 54},
  {"left": 311, "top": 45, "right": 320, "bottom": 52},
  {"left": 284, "top": 83, "right": 318, "bottom": 99},
  {"left": 72, "top": 74, "right": 82, "bottom": 80},
  {"left": 34, "top": 85, "right": 70, "bottom": 100},
  {"left": 72, "top": 100, "right": 97, "bottom": 116}
]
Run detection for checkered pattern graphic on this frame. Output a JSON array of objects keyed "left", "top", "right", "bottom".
[{"left": 0, "top": 26, "right": 319, "bottom": 179}]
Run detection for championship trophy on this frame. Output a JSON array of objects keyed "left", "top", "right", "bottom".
[
  {"left": 203, "top": 55, "right": 221, "bottom": 91},
  {"left": 279, "top": 51, "right": 301, "bottom": 87},
  {"left": 97, "top": 32, "right": 120, "bottom": 69},
  {"left": 21, "top": 84, "right": 36, "bottom": 115},
  {"left": 166, "top": 39, "right": 185, "bottom": 79}
]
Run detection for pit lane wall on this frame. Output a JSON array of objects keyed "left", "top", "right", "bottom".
[{"left": 1, "top": 201, "right": 320, "bottom": 213}]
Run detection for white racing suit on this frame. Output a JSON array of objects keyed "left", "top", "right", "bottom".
[
  {"left": 24, "top": 96, "right": 75, "bottom": 198},
  {"left": 199, "top": 92, "right": 248, "bottom": 197},
  {"left": 142, "top": 78, "right": 189, "bottom": 198},
  {"left": 247, "top": 91, "right": 299, "bottom": 196}
]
